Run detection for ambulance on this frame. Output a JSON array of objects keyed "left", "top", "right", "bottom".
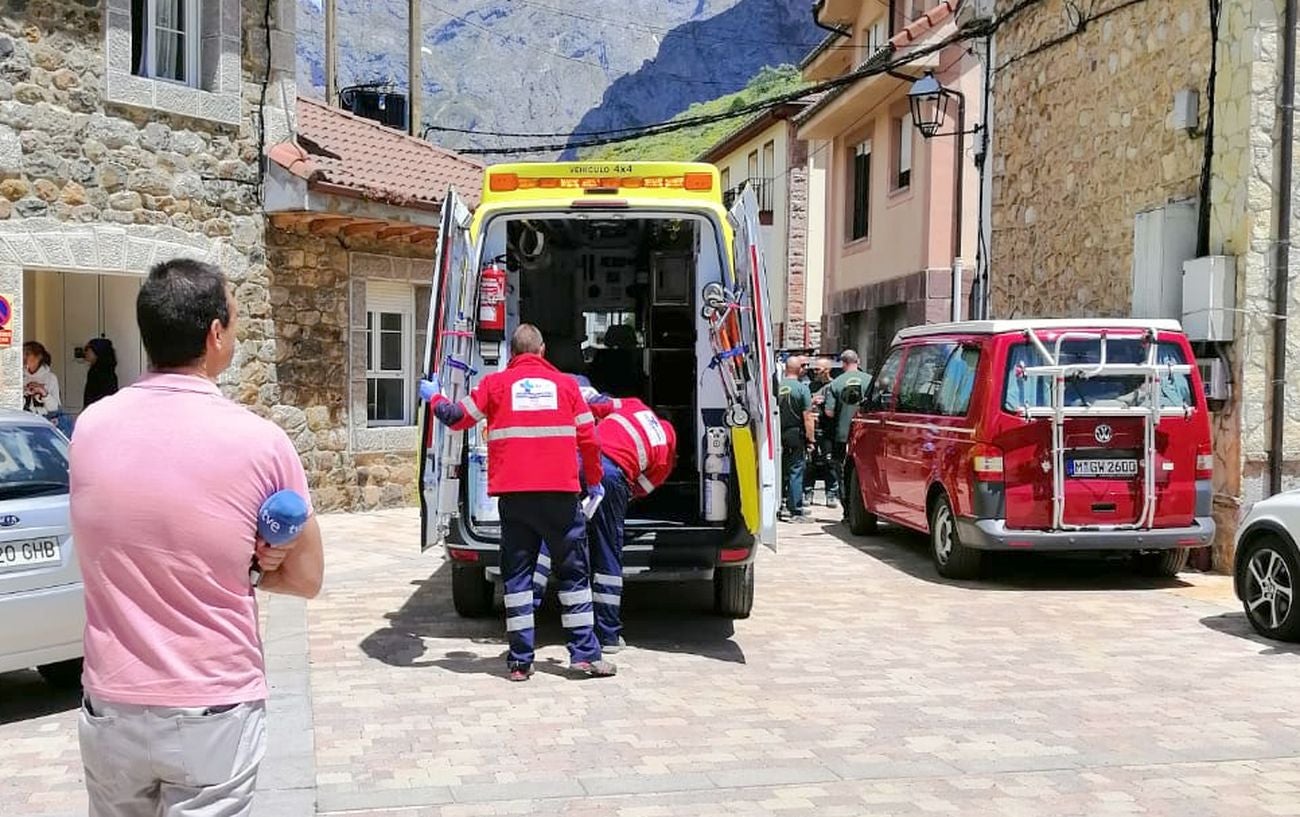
[{"left": 418, "top": 162, "right": 779, "bottom": 619}]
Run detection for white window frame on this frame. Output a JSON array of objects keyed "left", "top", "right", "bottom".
[
  {"left": 366, "top": 282, "right": 415, "bottom": 428},
  {"left": 850, "top": 138, "right": 872, "bottom": 241},
  {"left": 860, "top": 20, "right": 888, "bottom": 66},
  {"left": 895, "top": 113, "right": 913, "bottom": 190},
  {"left": 136, "top": 0, "right": 202, "bottom": 88}
]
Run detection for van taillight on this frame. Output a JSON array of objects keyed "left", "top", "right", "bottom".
[
  {"left": 1195, "top": 444, "right": 1214, "bottom": 480},
  {"left": 971, "top": 444, "right": 1004, "bottom": 482}
]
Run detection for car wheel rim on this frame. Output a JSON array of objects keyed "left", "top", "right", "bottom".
[
  {"left": 933, "top": 505, "right": 953, "bottom": 564},
  {"left": 1246, "top": 547, "right": 1294, "bottom": 630}
]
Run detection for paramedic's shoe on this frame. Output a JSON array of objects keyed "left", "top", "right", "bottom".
[
  {"left": 778, "top": 509, "right": 792, "bottom": 522},
  {"left": 571, "top": 659, "right": 617, "bottom": 678},
  {"left": 508, "top": 665, "right": 534, "bottom": 682},
  {"left": 601, "top": 637, "right": 627, "bottom": 655},
  {"left": 826, "top": 497, "right": 840, "bottom": 510}
]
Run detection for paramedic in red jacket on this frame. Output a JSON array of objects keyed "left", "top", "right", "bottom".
[
  {"left": 423, "top": 324, "right": 614, "bottom": 681},
  {"left": 582, "top": 385, "right": 678, "bottom": 650}
]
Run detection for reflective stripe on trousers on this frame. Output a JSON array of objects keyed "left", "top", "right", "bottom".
[{"left": 590, "top": 455, "right": 631, "bottom": 646}]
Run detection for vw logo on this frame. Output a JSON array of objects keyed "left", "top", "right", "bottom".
[
  {"left": 0, "top": 515, "right": 19, "bottom": 528},
  {"left": 1094, "top": 424, "right": 1114, "bottom": 445}
]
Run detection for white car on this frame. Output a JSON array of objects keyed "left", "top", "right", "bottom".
[
  {"left": 1234, "top": 489, "right": 1300, "bottom": 641},
  {"left": 0, "top": 409, "right": 82, "bottom": 689}
]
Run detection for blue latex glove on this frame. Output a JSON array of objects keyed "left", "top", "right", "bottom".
[
  {"left": 418, "top": 376, "right": 442, "bottom": 402},
  {"left": 582, "top": 483, "right": 606, "bottom": 520}
]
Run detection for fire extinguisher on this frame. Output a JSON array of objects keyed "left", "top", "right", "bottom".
[{"left": 477, "top": 259, "right": 507, "bottom": 342}]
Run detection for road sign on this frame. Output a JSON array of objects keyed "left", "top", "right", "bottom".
[{"left": 0, "top": 293, "right": 11, "bottom": 349}]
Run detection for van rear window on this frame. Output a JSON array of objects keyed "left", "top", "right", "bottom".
[{"left": 1003, "top": 339, "right": 1194, "bottom": 412}]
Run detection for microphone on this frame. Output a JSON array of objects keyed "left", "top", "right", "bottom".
[{"left": 250, "top": 490, "right": 310, "bottom": 587}]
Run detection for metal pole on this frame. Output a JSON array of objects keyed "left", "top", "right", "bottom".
[
  {"left": 324, "top": 0, "right": 337, "bottom": 105},
  {"left": 409, "top": 0, "right": 422, "bottom": 136},
  {"left": 952, "top": 88, "right": 966, "bottom": 321},
  {"left": 1269, "top": 0, "right": 1297, "bottom": 495}
]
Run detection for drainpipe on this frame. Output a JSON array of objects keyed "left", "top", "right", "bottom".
[{"left": 1270, "top": 0, "right": 1297, "bottom": 495}]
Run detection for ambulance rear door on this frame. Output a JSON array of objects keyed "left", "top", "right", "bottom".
[
  {"left": 419, "top": 188, "right": 474, "bottom": 550},
  {"left": 729, "top": 186, "right": 779, "bottom": 550}
]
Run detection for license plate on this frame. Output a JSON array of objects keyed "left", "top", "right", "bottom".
[
  {"left": 1068, "top": 458, "right": 1139, "bottom": 478},
  {"left": 0, "top": 538, "right": 61, "bottom": 572}
]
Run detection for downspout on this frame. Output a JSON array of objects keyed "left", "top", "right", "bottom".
[
  {"left": 1196, "top": 0, "right": 1221, "bottom": 255},
  {"left": 1269, "top": 0, "right": 1297, "bottom": 495}
]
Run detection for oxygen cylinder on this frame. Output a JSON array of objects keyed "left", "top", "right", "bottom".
[{"left": 702, "top": 426, "right": 730, "bottom": 522}]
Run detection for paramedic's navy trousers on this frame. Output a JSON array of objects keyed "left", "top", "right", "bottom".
[
  {"left": 589, "top": 456, "right": 630, "bottom": 646},
  {"left": 498, "top": 493, "right": 600, "bottom": 670}
]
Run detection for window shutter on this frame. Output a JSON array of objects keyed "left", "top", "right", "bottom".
[{"left": 366, "top": 280, "right": 414, "bottom": 316}]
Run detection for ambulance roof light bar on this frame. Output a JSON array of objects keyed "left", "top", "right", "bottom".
[{"left": 488, "top": 171, "right": 714, "bottom": 194}]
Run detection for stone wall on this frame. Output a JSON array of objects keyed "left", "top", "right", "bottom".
[
  {"left": 784, "top": 135, "right": 810, "bottom": 348},
  {"left": 989, "top": 0, "right": 1211, "bottom": 316},
  {"left": 266, "top": 222, "right": 434, "bottom": 512}
]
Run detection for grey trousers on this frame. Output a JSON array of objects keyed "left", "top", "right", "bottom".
[{"left": 78, "top": 696, "right": 267, "bottom": 817}]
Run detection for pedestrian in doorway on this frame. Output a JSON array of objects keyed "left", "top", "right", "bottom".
[
  {"left": 23, "top": 341, "right": 71, "bottom": 436},
  {"left": 804, "top": 357, "right": 838, "bottom": 509},
  {"left": 71, "top": 258, "right": 324, "bottom": 817},
  {"left": 777, "top": 355, "right": 815, "bottom": 522},
  {"left": 824, "top": 349, "right": 872, "bottom": 522},
  {"left": 421, "top": 323, "right": 615, "bottom": 681},
  {"left": 82, "top": 337, "right": 119, "bottom": 408}
]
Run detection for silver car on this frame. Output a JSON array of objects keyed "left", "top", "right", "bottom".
[{"left": 0, "top": 408, "right": 82, "bottom": 689}]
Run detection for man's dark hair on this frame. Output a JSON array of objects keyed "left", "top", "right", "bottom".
[{"left": 137, "top": 258, "right": 230, "bottom": 369}]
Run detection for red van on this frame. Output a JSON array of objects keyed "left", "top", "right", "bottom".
[{"left": 843, "top": 319, "right": 1215, "bottom": 579}]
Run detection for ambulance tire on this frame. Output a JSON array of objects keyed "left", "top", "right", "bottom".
[
  {"left": 929, "top": 494, "right": 983, "bottom": 580},
  {"left": 714, "top": 564, "right": 754, "bottom": 619},
  {"left": 1133, "top": 548, "right": 1189, "bottom": 578},
  {"left": 846, "top": 468, "right": 877, "bottom": 535},
  {"left": 452, "top": 564, "right": 495, "bottom": 618}
]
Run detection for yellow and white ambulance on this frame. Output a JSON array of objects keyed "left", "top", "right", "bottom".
[{"left": 419, "top": 161, "right": 778, "bottom": 618}]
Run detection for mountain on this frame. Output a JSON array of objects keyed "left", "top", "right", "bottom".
[
  {"left": 295, "top": 0, "right": 824, "bottom": 159},
  {"left": 581, "top": 65, "right": 806, "bottom": 161}
]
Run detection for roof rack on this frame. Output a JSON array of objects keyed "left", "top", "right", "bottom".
[{"left": 1012, "top": 325, "right": 1195, "bottom": 532}]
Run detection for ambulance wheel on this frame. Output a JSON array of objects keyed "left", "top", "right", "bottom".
[
  {"left": 1133, "top": 548, "right": 1189, "bottom": 578},
  {"left": 714, "top": 564, "right": 754, "bottom": 619},
  {"left": 929, "top": 494, "right": 983, "bottom": 580},
  {"left": 452, "top": 564, "right": 495, "bottom": 618},
  {"left": 846, "top": 468, "right": 877, "bottom": 536}
]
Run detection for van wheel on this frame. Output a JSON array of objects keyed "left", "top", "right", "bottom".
[
  {"left": 452, "top": 564, "right": 495, "bottom": 618},
  {"left": 1236, "top": 535, "right": 1300, "bottom": 641},
  {"left": 714, "top": 564, "right": 754, "bottom": 619},
  {"left": 846, "top": 468, "right": 878, "bottom": 535},
  {"left": 37, "top": 659, "right": 83, "bottom": 691},
  {"left": 1133, "top": 549, "right": 1190, "bottom": 578},
  {"left": 929, "top": 495, "right": 983, "bottom": 580}
]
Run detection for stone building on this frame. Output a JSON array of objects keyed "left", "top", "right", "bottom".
[
  {"left": 0, "top": 1, "right": 482, "bottom": 512},
  {"left": 986, "top": 0, "right": 1300, "bottom": 565},
  {"left": 698, "top": 100, "right": 823, "bottom": 350}
]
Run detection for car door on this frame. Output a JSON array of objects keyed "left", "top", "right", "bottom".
[
  {"left": 729, "top": 185, "right": 779, "bottom": 551},
  {"left": 418, "top": 188, "right": 473, "bottom": 551},
  {"left": 892, "top": 341, "right": 957, "bottom": 529},
  {"left": 852, "top": 346, "right": 905, "bottom": 522}
]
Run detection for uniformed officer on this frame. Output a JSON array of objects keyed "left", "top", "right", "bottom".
[
  {"left": 823, "top": 349, "right": 872, "bottom": 522},
  {"left": 423, "top": 324, "right": 615, "bottom": 681}
]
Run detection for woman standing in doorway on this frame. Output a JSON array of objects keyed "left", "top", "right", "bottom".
[
  {"left": 83, "top": 337, "right": 119, "bottom": 408},
  {"left": 23, "top": 341, "right": 71, "bottom": 436}
]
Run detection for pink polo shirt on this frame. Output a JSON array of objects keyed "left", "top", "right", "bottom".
[{"left": 70, "top": 373, "right": 312, "bottom": 707}]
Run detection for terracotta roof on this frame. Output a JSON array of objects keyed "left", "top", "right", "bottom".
[
  {"left": 890, "top": 0, "right": 959, "bottom": 47},
  {"left": 269, "top": 98, "right": 484, "bottom": 211}
]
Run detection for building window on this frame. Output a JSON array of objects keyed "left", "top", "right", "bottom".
[
  {"left": 860, "top": 20, "right": 888, "bottom": 66},
  {"left": 849, "top": 139, "right": 871, "bottom": 241},
  {"left": 366, "top": 281, "right": 415, "bottom": 427},
  {"left": 759, "top": 140, "right": 776, "bottom": 212},
  {"left": 720, "top": 167, "right": 731, "bottom": 192},
  {"left": 131, "top": 0, "right": 202, "bottom": 87},
  {"left": 893, "top": 114, "right": 912, "bottom": 190}
]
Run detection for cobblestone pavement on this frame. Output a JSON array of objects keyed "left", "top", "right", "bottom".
[{"left": 4, "top": 505, "right": 1300, "bottom": 817}]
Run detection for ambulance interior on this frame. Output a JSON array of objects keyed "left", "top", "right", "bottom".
[{"left": 478, "top": 213, "right": 731, "bottom": 527}]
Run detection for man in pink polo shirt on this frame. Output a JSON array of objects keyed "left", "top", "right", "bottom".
[{"left": 70, "top": 258, "right": 324, "bottom": 817}]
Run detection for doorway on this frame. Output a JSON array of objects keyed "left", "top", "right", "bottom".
[{"left": 22, "top": 270, "right": 144, "bottom": 415}]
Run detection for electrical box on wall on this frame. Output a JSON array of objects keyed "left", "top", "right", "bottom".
[
  {"left": 1131, "top": 201, "right": 1198, "bottom": 320},
  {"left": 1196, "top": 357, "right": 1230, "bottom": 402},
  {"left": 1182, "top": 255, "right": 1237, "bottom": 341}
]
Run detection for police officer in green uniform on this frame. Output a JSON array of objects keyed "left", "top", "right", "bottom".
[
  {"left": 777, "top": 355, "right": 815, "bottom": 522},
  {"left": 823, "top": 349, "right": 872, "bottom": 521}
]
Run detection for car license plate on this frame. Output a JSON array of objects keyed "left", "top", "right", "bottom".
[
  {"left": 0, "top": 538, "right": 61, "bottom": 572},
  {"left": 1068, "top": 458, "right": 1139, "bottom": 478}
]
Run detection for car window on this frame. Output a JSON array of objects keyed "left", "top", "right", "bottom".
[
  {"left": 936, "top": 345, "right": 981, "bottom": 417},
  {"left": 1003, "top": 339, "right": 1194, "bottom": 411},
  {"left": 896, "top": 343, "right": 956, "bottom": 415},
  {"left": 861, "top": 347, "right": 904, "bottom": 412},
  {"left": 0, "top": 423, "right": 69, "bottom": 500}
]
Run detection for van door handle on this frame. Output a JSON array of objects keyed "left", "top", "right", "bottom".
[{"left": 922, "top": 442, "right": 936, "bottom": 453}]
